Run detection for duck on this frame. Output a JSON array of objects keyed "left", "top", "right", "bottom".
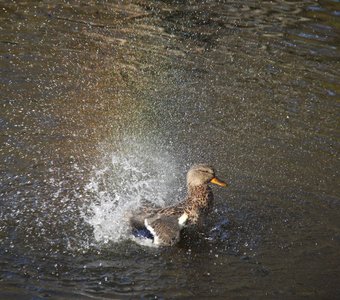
[{"left": 130, "top": 164, "right": 227, "bottom": 246}]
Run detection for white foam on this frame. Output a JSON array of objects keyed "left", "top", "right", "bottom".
[
  {"left": 82, "top": 138, "right": 181, "bottom": 244},
  {"left": 130, "top": 235, "right": 159, "bottom": 248}
]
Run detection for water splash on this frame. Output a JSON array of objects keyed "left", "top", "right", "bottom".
[{"left": 82, "top": 138, "right": 181, "bottom": 245}]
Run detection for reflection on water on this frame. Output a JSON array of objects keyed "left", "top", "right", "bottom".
[{"left": 1, "top": 0, "right": 339, "bottom": 299}]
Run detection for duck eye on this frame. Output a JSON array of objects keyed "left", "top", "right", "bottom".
[{"left": 200, "top": 169, "right": 213, "bottom": 175}]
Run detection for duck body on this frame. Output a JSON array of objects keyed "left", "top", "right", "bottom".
[{"left": 130, "top": 164, "right": 227, "bottom": 246}]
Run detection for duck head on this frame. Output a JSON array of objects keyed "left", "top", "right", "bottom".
[{"left": 186, "top": 164, "right": 227, "bottom": 188}]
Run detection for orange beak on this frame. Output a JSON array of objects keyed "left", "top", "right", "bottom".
[{"left": 210, "top": 177, "right": 228, "bottom": 187}]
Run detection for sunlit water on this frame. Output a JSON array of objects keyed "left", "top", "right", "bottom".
[{"left": 1, "top": 1, "right": 339, "bottom": 299}]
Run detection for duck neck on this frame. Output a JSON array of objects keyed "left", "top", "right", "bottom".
[
  {"left": 186, "top": 184, "right": 213, "bottom": 208},
  {"left": 183, "top": 184, "right": 214, "bottom": 225}
]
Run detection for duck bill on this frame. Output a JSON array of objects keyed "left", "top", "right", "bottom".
[{"left": 210, "top": 177, "right": 228, "bottom": 187}]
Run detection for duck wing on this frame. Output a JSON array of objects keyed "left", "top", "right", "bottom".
[
  {"left": 129, "top": 205, "right": 159, "bottom": 229},
  {"left": 144, "top": 215, "right": 182, "bottom": 246},
  {"left": 130, "top": 201, "right": 185, "bottom": 228}
]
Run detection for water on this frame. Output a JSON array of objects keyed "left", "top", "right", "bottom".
[
  {"left": 84, "top": 138, "right": 181, "bottom": 245},
  {"left": 1, "top": 0, "right": 339, "bottom": 299}
]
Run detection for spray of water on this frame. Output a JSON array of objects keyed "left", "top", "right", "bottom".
[{"left": 82, "top": 138, "right": 182, "bottom": 245}]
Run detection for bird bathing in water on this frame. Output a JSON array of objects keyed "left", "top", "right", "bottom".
[{"left": 130, "top": 164, "right": 227, "bottom": 246}]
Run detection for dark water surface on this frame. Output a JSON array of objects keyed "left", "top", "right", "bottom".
[{"left": 1, "top": 0, "right": 339, "bottom": 299}]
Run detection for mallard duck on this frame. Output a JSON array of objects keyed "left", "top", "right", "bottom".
[{"left": 130, "top": 164, "right": 227, "bottom": 246}]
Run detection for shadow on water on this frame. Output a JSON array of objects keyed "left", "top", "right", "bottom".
[{"left": 1, "top": 0, "right": 340, "bottom": 299}]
